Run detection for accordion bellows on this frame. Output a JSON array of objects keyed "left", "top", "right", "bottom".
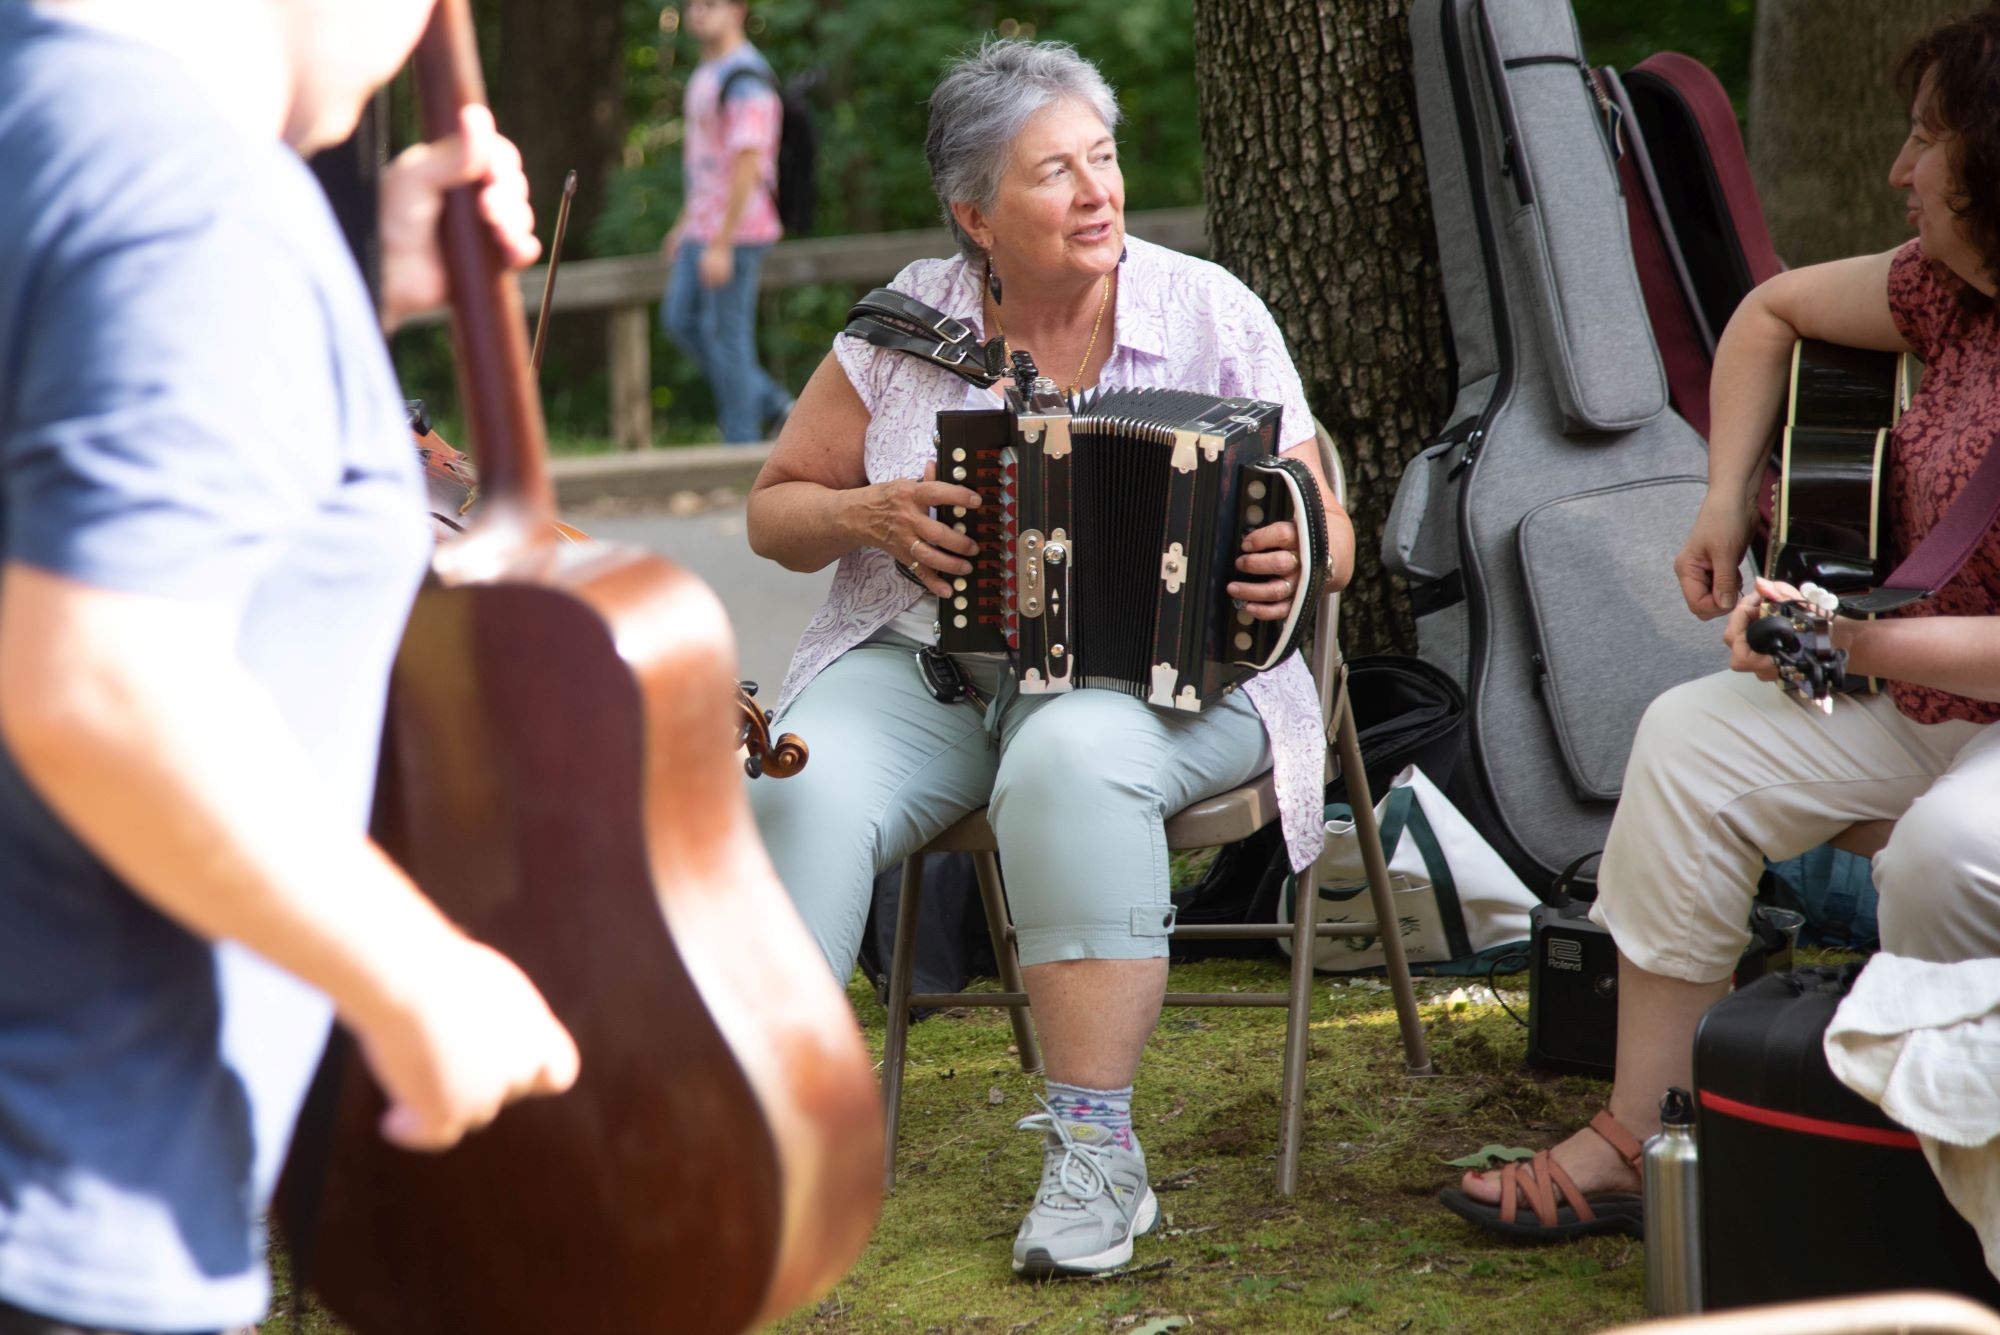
[{"left": 933, "top": 381, "right": 1326, "bottom": 712}]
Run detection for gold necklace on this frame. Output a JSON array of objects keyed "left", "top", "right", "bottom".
[{"left": 989, "top": 269, "right": 1112, "bottom": 397}]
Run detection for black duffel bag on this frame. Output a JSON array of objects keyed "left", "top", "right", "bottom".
[{"left": 1169, "top": 654, "right": 1468, "bottom": 962}]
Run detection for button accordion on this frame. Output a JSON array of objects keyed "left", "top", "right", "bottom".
[{"left": 928, "top": 364, "right": 1327, "bottom": 712}]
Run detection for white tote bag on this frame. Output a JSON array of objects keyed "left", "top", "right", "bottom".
[{"left": 1279, "top": 765, "right": 1536, "bottom": 973}]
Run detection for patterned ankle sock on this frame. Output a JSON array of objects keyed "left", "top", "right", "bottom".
[{"left": 1046, "top": 1079, "right": 1136, "bottom": 1153}]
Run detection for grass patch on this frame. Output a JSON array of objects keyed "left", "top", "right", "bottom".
[
  {"left": 270, "top": 948, "right": 1858, "bottom": 1331},
  {"left": 781, "top": 962, "right": 1643, "bottom": 1334},
  {"left": 268, "top": 959, "right": 1643, "bottom": 1333}
]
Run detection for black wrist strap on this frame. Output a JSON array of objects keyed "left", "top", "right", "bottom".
[{"left": 842, "top": 288, "right": 1008, "bottom": 387}]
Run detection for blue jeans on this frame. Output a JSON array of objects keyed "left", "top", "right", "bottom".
[{"left": 661, "top": 241, "right": 791, "bottom": 443}]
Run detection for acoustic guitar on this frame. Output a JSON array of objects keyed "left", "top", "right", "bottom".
[
  {"left": 1747, "top": 339, "right": 1921, "bottom": 710},
  {"left": 1762, "top": 337, "right": 1921, "bottom": 592},
  {"left": 281, "top": 2, "right": 879, "bottom": 1329}
]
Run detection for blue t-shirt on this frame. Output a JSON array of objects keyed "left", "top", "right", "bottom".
[{"left": 0, "top": 8, "right": 429, "bottom": 1329}]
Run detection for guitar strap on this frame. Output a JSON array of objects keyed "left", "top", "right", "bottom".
[
  {"left": 1844, "top": 436, "right": 2000, "bottom": 614},
  {"left": 842, "top": 288, "right": 1009, "bottom": 388}
]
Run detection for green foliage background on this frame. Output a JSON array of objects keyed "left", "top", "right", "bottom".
[{"left": 423, "top": 0, "right": 1755, "bottom": 444}]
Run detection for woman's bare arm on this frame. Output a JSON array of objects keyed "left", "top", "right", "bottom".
[
  {"left": 746, "top": 354, "right": 980, "bottom": 589},
  {"left": 1677, "top": 250, "right": 1912, "bottom": 618},
  {"left": 1838, "top": 614, "right": 2000, "bottom": 702}
]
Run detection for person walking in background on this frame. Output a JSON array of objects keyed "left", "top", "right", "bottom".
[{"left": 661, "top": 0, "right": 794, "bottom": 444}]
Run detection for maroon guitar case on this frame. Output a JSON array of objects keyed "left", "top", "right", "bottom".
[{"left": 1600, "top": 52, "right": 1782, "bottom": 441}]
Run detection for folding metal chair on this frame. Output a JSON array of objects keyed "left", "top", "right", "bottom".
[{"left": 880, "top": 422, "right": 1433, "bottom": 1195}]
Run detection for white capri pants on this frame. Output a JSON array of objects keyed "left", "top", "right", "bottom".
[{"left": 1595, "top": 670, "right": 2000, "bottom": 984}]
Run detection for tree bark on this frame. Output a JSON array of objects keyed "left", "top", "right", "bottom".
[
  {"left": 489, "top": 0, "right": 630, "bottom": 407},
  {"left": 1192, "top": 0, "right": 1450, "bottom": 656},
  {"left": 1750, "top": 0, "right": 1963, "bottom": 267}
]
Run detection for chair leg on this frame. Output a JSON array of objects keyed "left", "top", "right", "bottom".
[
  {"left": 973, "top": 849, "right": 1042, "bottom": 1075},
  {"left": 1334, "top": 686, "right": 1435, "bottom": 1077},
  {"left": 881, "top": 854, "right": 928, "bottom": 1192},
  {"left": 1275, "top": 833, "right": 1317, "bottom": 1196}
]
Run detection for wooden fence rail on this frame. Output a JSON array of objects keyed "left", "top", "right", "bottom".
[{"left": 410, "top": 206, "right": 1207, "bottom": 450}]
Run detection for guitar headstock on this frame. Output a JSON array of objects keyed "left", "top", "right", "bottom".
[{"left": 1745, "top": 584, "right": 1846, "bottom": 714}]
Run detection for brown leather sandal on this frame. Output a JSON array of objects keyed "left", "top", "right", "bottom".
[{"left": 1436, "top": 1110, "right": 1646, "bottom": 1241}]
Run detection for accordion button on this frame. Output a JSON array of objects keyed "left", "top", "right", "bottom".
[
  {"left": 952, "top": 506, "right": 965, "bottom": 518},
  {"left": 952, "top": 467, "right": 968, "bottom": 481},
  {"left": 954, "top": 596, "right": 968, "bottom": 610},
  {"left": 955, "top": 615, "right": 969, "bottom": 629},
  {"left": 1246, "top": 506, "right": 1265, "bottom": 525},
  {"left": 1234, "top": 632, "right": 1253, "bottom": 651},
  {"left": 952, "top": 448, "right": 966, "bottom": 461},
  {"left": 953, "top": 578, "right": 967, "bottom": 592},
  {"left": 1237, "top": 610, "right": 1254, "bottom": 627},
  {"left": 1248, "top": 480, "right": 1268, "bottom": 501}
]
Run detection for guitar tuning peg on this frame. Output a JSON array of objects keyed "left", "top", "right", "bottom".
[{"left": 1800, "top": 582, "right": 1840, "bottom": 615}]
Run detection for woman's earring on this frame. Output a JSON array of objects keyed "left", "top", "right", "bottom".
[
  {"left": 1120, "top": 244, "right": 1129, "bottom": 264},
  {"left": 986, "top": 262, "right": 1003, "bottom": 307}
]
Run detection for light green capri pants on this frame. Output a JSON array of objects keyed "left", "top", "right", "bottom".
[{"left": 750, "top": 631, "right": 1271, "bottom": 980}]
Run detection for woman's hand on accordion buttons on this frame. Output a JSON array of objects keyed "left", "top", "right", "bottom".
[
  {"left": 848, "top": 460, "right": 982, "bottom": 598},
  {"left": 1229, "top": 521, "right": 1304, "bottom": 622}
]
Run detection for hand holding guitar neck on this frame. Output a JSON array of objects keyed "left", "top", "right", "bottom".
[{"left": 1744, "top": 580, "right": 1846, "bottom": 713}]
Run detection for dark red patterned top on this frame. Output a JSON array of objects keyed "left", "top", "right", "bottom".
[{"left": 1883, "top": 240, "right": 2000, "bottom": 724}]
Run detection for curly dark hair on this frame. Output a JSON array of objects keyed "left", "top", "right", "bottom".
[{"left": 1899, "top": 7, "right": 2000, "bottom": 311}]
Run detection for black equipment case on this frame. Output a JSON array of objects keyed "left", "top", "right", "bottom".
[
  {"left": 1693, "top": 966, "right": 2000, "bottom": 1310},
  {"left": 1390, "top": 0, "right": 1726, "bottom": 890}
]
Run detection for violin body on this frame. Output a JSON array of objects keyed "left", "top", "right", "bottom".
[
  {"left": 409, "top": 405, "right": 804, "bottom": 779},
  {"left": 305, "top": 539, "right": 879, "bottom": 1332}
]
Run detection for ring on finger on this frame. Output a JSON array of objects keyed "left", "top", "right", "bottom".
[{"left": 910, "top": 536, "right": 924, "bottom": 561}]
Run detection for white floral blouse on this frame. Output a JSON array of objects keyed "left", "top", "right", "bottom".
[{"left": 774, "top": 235, "right": 1329, "bottom": 871}]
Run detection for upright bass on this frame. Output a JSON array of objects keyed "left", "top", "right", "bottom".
[{"left": 285, "top": 2, "right": 881, "bottom": 1328}]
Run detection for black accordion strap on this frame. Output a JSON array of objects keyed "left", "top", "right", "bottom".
[{"left": 842, "top": 288, "right": 1008, "bottom": 388}]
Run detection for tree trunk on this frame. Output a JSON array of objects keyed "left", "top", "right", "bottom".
[
  {"left": 1192, "top": 0, "right": 1450, "bottom": 657},
  {"left": 1750, "top": 0, "right": 1962, "bottom": 267},
  {"left": 489, "top": 0, "right": 630, "bottom": 421}
]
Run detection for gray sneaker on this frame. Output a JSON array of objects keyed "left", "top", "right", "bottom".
[{"left": 1011, "top": 1107, "right": 1158, "bottom": 1278}]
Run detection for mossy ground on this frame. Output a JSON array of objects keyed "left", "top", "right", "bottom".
[
  {"left": 273, "top": 945, "right": 1860, "bottom": 1333},
  {"left": 775, "top": 961, "right": 1643, "bottom": 1335}
]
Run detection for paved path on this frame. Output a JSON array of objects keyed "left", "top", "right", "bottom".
[{"left": 569, "top": 502, "right": 834, "bottom": 696}]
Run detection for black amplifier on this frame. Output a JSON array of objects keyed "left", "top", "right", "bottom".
[{"left": 1528, "top": 898, "right": 1799, "bottom": 1078}]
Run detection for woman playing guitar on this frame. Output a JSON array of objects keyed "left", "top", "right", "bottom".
[{"left": 1442, "top": 9, "right": 2000, "bottom": 1241}]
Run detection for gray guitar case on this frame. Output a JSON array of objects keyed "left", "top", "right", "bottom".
[{"left": 1383, "top": 0, "right": 1725, "bottom": 889}]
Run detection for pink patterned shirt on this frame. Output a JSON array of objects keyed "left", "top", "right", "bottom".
[
  {"left": 1884, "top": 240, "right": 2000, "bottom": 726},
  {"left": 681, "top": 47, "right": 781, "bottom": 246},
  {"left": 774, "top": 236, "right": 1330, "bottom": 871}
]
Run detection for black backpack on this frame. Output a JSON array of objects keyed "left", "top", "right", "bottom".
[{"left": 720, "top": 64, "right": 818, "bottom": 237}]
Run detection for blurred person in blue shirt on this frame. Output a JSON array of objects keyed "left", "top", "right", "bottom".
[{"left": 0, "top": 2, "right": 579, "bottom": 1330}]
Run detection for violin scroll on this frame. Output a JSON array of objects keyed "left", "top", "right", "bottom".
[{"left": 737, "top": 681, "right": 808, "bottom": 779}]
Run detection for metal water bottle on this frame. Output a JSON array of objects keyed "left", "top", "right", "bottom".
[{"left": 1643, "top": 1087, "right": 1703, "bottom": 1316}]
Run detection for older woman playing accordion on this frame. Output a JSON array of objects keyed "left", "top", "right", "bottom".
[{"left": 746, "top": 39, "right": 1354, "bottom": 1278}]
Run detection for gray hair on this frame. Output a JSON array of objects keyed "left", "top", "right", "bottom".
[{"left": 925, "top": 39, "right": 1121, "bottom": 261}]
